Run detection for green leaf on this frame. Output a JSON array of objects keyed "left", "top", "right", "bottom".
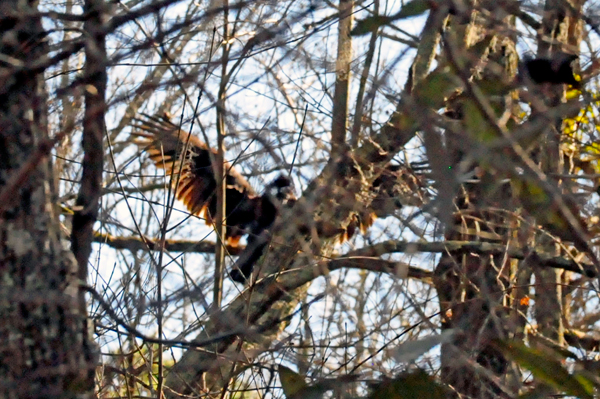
[
  {"left": 395, "top": 0, "right": 432, "bottom": 19},
  {"left": 510, "top": 176, "right": 590, "bottom": 251},
  {"left": 497, "top": 341, "right": 595, "bottom": 399},
  {"left": 368, "top": 369, "right": 448, "bottom": 399},
  {"left": 413, "top": 67, "right": 461, "bottom": 108},
  {"left": 351, "top": 15, "right": 392, "bottom": 36},
  {"left": 351, "top": 0, "right": 431, "bottom": 36},
  {"left": 392, "top": 330, "right": 455, "bottom": 364},
  {"left": 279, "top": 366, "right": 327, "bottom": 399},
  {"left": 279, "top": 366, "right": 309, "bottom": 398},
  {"left": 462, "top": 98, "right": 499, "bottom": 143}
]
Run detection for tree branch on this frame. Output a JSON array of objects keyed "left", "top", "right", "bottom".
[
  {"left": 348, "top": 240, "right": 597, "bottom": 277},
  {"left": 71, "top": 0, "right": 107, "bottom": 280},
  {"left": 94, "top": 232, "right": 595, "bottom": 278},
  {"left": 92, "top": 232, "right": 243, "bottom": 255}
]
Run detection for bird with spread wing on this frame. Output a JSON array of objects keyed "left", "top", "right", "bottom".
[{"left": 131, "top": 113, "right": 295, "bottom": 282}]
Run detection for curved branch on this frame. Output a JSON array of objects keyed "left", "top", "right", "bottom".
[
  {"left": 325, "top": 257, "right": 433, "bottom": 283},
  {"left": 349, "top": 240, "right": 597, "bottom": 277}
]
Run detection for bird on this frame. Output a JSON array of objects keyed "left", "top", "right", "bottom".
[
  {"left": 132, "top": 113, "right": 296, "bottom": 282},
  {"left": 520, "top": 53, "right": 580, "bottom": 88}
]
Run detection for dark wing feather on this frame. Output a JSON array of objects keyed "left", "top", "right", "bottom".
[{"left": 132, "top": 113, "right": 257, "bottom": 245}]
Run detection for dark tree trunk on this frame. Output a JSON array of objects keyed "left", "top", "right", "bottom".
[
  {"left": 434, "top": 17, "right": 522, "bottom": 398},
  {"left": 0, "top": 1, "right": 96, "bottom": 398},
  {"left": 532, "top": 0, "right": 583, "bottom": 352}
]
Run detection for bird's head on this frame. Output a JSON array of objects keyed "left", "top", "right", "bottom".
[{"left": 265, "top": 174, "right": 296, "bottom": 203}]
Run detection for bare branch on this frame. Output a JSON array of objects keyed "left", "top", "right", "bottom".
[{"left": 71, "top": 0, "right": 107, "bottom": 279}]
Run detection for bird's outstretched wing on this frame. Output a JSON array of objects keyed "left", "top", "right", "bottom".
[{"left": 132, "top": 113, "right": 256, "bottom": 245}]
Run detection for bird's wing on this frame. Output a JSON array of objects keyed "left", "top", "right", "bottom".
[{"left": 132, "top": 114, "right": 256, "bottom": 234}]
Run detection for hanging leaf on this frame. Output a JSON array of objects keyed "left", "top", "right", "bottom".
[
  {"left": 395, "top": 0, "right": 432, "bottom": 19},
  {"left": 352, "top": 0, "right": 432, "bottom": 36},
  {"left": 511, "top": 175, "right": 591, "bottom": 255},
  {"left": 422, "top": 127, "right": 456, "bottom": 229},
  {"left": 278, "top": 366, "right": 327, "bottom": 399},
  {"left": 566, "top": 86, "right": 582, "bottom": 100},
  {"left": 461, "top": 97, "right": 499, "bottom": 143},
  {"left": 279, "top": 366, "right": 309, "bottom": 398},
  {"left": 414, "top": 67, "right": 462, "bottom": 109},
  {"left": 496, "top": 341, "right": 595, "bottom": 399},
  {"left": 392, "top": 330, "right": 456, "bottom": 364},
  {"left": 351, "top": 15, "right": 392, "bottom": 36},
  {"left": 368, "top": 369, "right": 449, "bottom": 399}
]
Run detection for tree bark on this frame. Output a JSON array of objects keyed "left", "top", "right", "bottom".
[
  {"left": 434, "top": 12, "right": 522, "bottom": 398},
  {"left": 0, "top": 1, "right": 96, "bottom": 398},
  {"left": 330, "top": 0, "right": 353, "bottom": 157},
  {"left": 532, "top": 0, "right": 583, "bottom": 351}
]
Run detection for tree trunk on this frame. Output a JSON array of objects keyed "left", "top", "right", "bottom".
[
  {"left": 532, "top": 0, "right": 583, "bottom": 352},
  {"left": 434, "top": 12, "right": 522, "bottom": 398},
  {"left": 0, "top": 1, "right": 96, "bottom": 398}
]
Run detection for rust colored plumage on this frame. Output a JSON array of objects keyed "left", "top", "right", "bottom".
[
  {"left": 132, "top": 113, "right": 296, "bottom": 282},
  {"left": 133, "top": 113, "right": 271, "bottom": 245}
]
